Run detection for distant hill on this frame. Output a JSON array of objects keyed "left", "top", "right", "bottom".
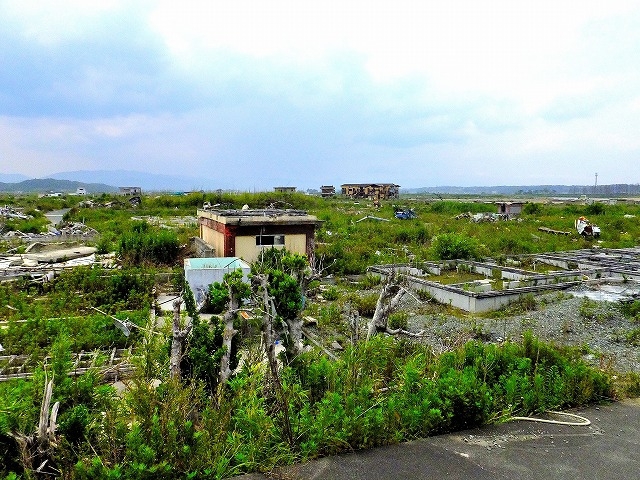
[
  {"left": 404, "top": 184, "right": 640, "bottom": 196},
  {"left": 0, "top": 178, "right": 117, "bottom": 193},
  {"left": 49, "top": 169, "right": 214, "bottom": 192}
]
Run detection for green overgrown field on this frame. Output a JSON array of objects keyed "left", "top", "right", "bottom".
[
  {"left": 1, "top": 192, "right": 640, "bottom": 478},
  {"left": 4, "top": 192, "right": 640, "bottom": 270}
]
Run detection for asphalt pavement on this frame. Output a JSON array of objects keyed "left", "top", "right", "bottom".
[{"left": 239, "top": 398, "right": 640, "bottom": 480}]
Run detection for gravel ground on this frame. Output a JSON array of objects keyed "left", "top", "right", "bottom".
[{"left": 401, "top": 288, "right": 640, "bottom": 373}]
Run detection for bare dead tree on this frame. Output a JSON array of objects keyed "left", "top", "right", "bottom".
[
  {"left": 219, "top": 287, "right": 240, "bottom": 384},
  {"left": 366, "top": 273, "right": 427, "bottom": 340},
  {"left": 170, "top": 299, "right": 191, "bottom": 380},
  {"left": 10, "top": 377, "right": 60, "bottom": 477},
  {"left": 344, "top": 301, "right": 360, "bottom": 345},
  {"left": 306, "top": 252, "right": 336, "bottom": 290},
  {"left": 366, "top": 274, "right": 406, "bottom": 340},
  {"left": 254, "top": 274, "right": 294, "bottom": 446}
]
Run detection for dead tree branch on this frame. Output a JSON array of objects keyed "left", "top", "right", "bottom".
[
  {"left": 170, "top": 299, "right": 191, "bottom": 380},
  {"left": 219, "top": 291, "right": 240, "bottom": 384}
]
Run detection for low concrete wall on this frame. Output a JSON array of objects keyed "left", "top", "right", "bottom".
[
  {"left": 369, "top": 263, "right": 581, "bottom": 313},
  {"left": 191, "top": 237, "right": 215, "bottom": 258}
]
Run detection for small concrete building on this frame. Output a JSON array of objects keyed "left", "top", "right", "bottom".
[
  {"left": 184, "top": 257, "right": 251, "bottom": 307},
  {"left": 497, "top": 202, "right": 524, "bottom": 217},
  {"left": 341, "top": 183, "right": 400, "bottom": 200},
  {"left": 119, "top": 186, "right": 142, "bottom": 196},
  {"left": 198, "top": 208, "right": 321, "bottom": 263}
]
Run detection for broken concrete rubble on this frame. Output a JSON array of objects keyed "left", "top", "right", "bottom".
[{"left": 0, "top": 243, "right": 113, "bottom": 281}]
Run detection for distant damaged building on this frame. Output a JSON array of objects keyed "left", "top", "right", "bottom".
[
  {"left": 119, "top": 186, "right": 142, "bottom": 196},
  {"left": 320, "top": 185, "right": 336, "bottom": 197},
  {"left": 273, "top": 186, "right": 297, "bottom": 193},
  {"left": 197, "top": 208, "right": 321, "bottom": 263},
  {"left": 341, "top": 183, "right": 400, "bottom": 200}
]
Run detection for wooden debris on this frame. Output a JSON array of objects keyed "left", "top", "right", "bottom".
[{"left": 538, "top": 226, "right": 571, "bottom": 235}]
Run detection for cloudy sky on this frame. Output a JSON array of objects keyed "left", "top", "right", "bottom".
[{"left": 1, "top": 1, "right": 639, "bottom": 190}]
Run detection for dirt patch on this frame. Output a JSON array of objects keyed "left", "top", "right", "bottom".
[{"left": 399, "top": 289, "right": 640, "bottom": 373}]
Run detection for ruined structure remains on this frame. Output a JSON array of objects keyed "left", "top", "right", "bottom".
[
  {"left": 119, "top": 186, "right": 142, "bottom": 196},
  {"left": 371, "top": 247, "right": 640, "bottom": 313},
  {"left": 320, "top": 185, "right": 336, "bottom": 197},
  {"left": 340, "top": 183, "right": 400, "bottom": 200}
]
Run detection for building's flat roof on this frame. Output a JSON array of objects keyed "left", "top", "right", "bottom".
[
  {"left": 184, "top": 257, "right": 250, "bottom": 270},
  {"left": 198, "top": 208, "right": 320, "bottom": 226}
]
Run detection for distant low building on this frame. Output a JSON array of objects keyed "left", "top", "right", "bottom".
[
  {"left": 320, "top": 185, "right": 336, "bottom": 197},
  {"left": 496, "top": 202, "right": 524, "bottom": 217},
  {"left": 341, "top": 183, "right": 400, "bottom": 200},
  {"left": 76, "top": 187, "right": 87, "bottom": 195},
  {"left": 119, "top": 186, "right": 142, "bottom": 196},
  {"left": 198, "top": 208, "right": 321, "bottom": 263},
  {"left": 274, "top": 186, "right": 297, "bottom": 193}
]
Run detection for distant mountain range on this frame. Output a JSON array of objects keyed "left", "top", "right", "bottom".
[
  {"left": 0, "top": 178, "right": 117, "bottom": 194},
  {"left": 0, "top": 169, "right": 216, "bottom": 193},
  {"left": 48, "top": 170, "right": 213, "bottom": 192},
  {"left": 1, "top": 169, "right": 638, "bottom": 196},
  {"left": 0, "top": 173, "right": 29, "bottom": 183}
]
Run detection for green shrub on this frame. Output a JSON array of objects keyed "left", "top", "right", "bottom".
[
  {"left": 388, "top": 311, "right": 408, "bottom": 330},
  {"left": 619, "top": 300, "right": 640, "bottom": 321},
  {"left": 207, "top": 282, "right": 229, "bottom": 314},
  {"left": 625, "top": 328, "right": 640, "bottom": 346},
  {"left": 523, "top": 202, "right": 542, "bottom": 215},
  {"left": 322, "top": 286, "right": 339, "bottom": 301},
  {"left": 350, "top": 293, "right": 378, "bottom": 317},
  {"left": 585, "top": 203, "right": 605, "bottom": 216},
  {"left": 118, "top": 222, "right": 180, "bottom": 265},
  {"left": 432, "top": 233, "right": 479, "bottom": 260},
  {"left": 357, "top": 273, "right": 382, "bottom": 290}
]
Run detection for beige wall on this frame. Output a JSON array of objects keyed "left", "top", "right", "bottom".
[
  {"left": 235, "top": 233, "right": 307, "bottom": 263},
  {"left": 201, "top": 226, "right": 224, "bottom": 257},
  {"left": 284, "top": 233, "right": 307, "bottom": 255}
]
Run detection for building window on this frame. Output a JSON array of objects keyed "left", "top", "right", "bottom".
[{"left": 256, "top": 234, "right": 285, "bottom": 246}]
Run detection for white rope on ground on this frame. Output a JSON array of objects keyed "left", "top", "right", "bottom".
[{"left": 510, "top": 411, "right": 591, "bottom": 426}]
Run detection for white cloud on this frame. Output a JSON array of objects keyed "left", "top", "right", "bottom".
[{"left": 1, "top": 0, "right": 640, "bottom": 188}]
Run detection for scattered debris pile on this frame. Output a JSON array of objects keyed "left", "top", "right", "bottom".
[
  {"left": 575, "top": 216, "right": 601, "bottom": 238},
  {"left": 48, "top": 221, "right": 99, "bottom": 237},
  {"left": 77, "top": 198, "right": 138, "bottom": 209},
  {"left": 2, "top": 221, "right": 98, "bottom": 240},
  {"left": 455, "top": 212, "right": 508, "bottom": 222},
  {"left": 0, "top": 205, "right": 31, "bottom": 220},
  {"left": 394, "top": 207, "right": 417, "bottom": 220},
  {"left": 0, "top": 243, "right": 115, "bottom": 281}
]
